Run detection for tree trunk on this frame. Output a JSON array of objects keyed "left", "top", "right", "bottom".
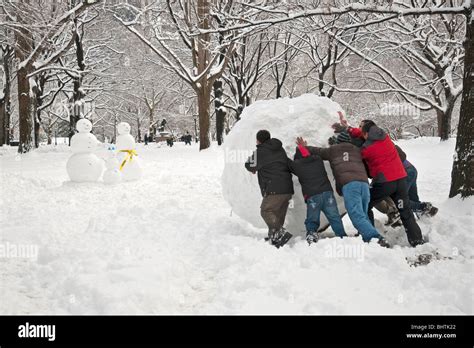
[
  {"left": 17, "top": 64, "right": 34, "bottom": 153},
  {"left": 0, "top": 47, "right": 12, "bottom": 146},
  {"left": 136, "top": 116, "right": 141, "bottom": 143},
  {"left": 275, "top": 83, "right": 282, "bottom": 99},
  {"left": 148, "top": 107, "right": 156, "bottom": 141},
  {"left": 449, "top": 8, "right": 473, "bottom": 198},
  {"left": 197, "top": 86, "right": 211, "bottom": 150},
  {"left": 69, "top": 19, "right": 86, "bottom": 140},
  {"left": 437, "top": 107, "right": 453, "bottom": 141},
  {"left": 33, "top": 75, "right": 46, "bottom": 148},
  {"left": 0, "top": 100, "right": 5, "bottom": 146},
  {"left": 214, "top": 79, "right": 226, "bottom": 145},
  {"left": 196, "top": 0, "right": 211, "bottom": 150},
  {"left": 34, "top": 109, "right": 40, "bottom": 148},
  {"left": 15, "top": 10, "right": 35, "bottom": 153}
]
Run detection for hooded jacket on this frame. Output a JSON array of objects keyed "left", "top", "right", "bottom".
[
  {"left": 357, "top": 126, "right": 407, "bottom": 183},
  {"left": 288, "top": 145, "right": 333, "bottom": 200},
  {"left": 306, "top": 142, "right": 369, "bottom": 195},
  {"left": 245, "top": 138, "right": 294, "bottom": 197},
  {"left": 395, "top": 145, "right": 414, "bottom": 169}
]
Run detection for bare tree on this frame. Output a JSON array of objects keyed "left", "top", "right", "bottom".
[
  {"left": 222, "top": 32, "right": 285, "bottom": 122},
  {"left": 1, "top": 0, "right": 100, "bottom": 152},
  {"left": 114, "top": 0, "right": 242, "bottom": 150},
  {"left": 267, "top": 32, "right": 302, "bottom": 99},
  {"left": 337, "top": 4, "right": 465, "bottom": 140}
]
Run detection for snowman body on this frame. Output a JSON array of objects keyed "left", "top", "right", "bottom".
[
  {"left": 66, "top": 119, "right": 104, "bottom": 182},
  {"left": 103, "top": 156, "right": 122, "bottom": 184},
  {"left": 116, "top": 122, "right": 142, "bottom": 181}
]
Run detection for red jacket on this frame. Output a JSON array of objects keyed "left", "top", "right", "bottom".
[{"left": 348, "top": 126, "right": 406, "bottom": 183}]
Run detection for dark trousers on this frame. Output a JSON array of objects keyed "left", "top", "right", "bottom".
[
  {"left": 260, "top": 193, "right": 292, "bottom": 237},
  {"left": 406, "top": 165, "right": 424, "bottom": 212},
  {"left": 368, "top": 178, "right": 423, "bottom": 246}
]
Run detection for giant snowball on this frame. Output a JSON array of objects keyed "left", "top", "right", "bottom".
[{"left": 222, "top": 94, "right": 346, "bottom": 237}]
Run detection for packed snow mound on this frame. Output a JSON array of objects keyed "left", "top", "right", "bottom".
[
  {"left": 222, "top": 94, "right": 346, "bottom": 236},
  {"left": 1, "top": 138, "right": 472, "bottom": 314}
]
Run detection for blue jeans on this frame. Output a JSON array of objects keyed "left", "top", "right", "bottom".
[
  {"left": 342, "top": 181, "right": 382, "bottom": 242},
  {"left": 405, "top": 165, "right": 423, "bottom": 212},
  {"left": 305, "top": 191, "right": 346, "bottom": 237}
]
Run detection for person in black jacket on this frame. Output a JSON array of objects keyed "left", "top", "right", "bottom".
[
  {"left": 289, "top": 145, "right": 346, "bottom": 244},
  {"left": 245, "top": 130, "right": 294, "bottom": 244}
]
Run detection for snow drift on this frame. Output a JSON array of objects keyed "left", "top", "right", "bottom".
[{"left": 222, "top": 94, "right": 346, "bottom": 236}]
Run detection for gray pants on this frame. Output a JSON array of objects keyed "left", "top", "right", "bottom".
[{"left": 260, "top": 193, "right": 292, "bottom": 237}]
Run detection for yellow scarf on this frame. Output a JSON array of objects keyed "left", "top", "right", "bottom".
[{"left": 119, "top": 149, "right": 138, "bottom": 171}]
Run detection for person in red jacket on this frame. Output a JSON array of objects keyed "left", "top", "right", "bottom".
[{"left": 346, "top": 120, "right": 424, "bottom": 247}]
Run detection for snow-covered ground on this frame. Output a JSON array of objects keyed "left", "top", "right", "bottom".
[{"left": 0, "top": 137, "right": 472, "bottom": 314}]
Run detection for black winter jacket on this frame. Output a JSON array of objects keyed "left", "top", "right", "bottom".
[
  {"left": 245, "top": 138, "right": 294, "bottom": 197},
  {"left": 289, "top": 146, "right": 333, "bottom": 199}
]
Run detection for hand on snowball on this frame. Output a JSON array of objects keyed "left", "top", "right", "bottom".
[
  {"left": 338, "top": 111, "right": 349, "bottom": 127},
  {"left": 296, "top": 137, "right": 307, "bottom": 146}
]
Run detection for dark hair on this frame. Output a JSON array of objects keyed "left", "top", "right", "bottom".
[
  {"left": 361, "top": 120, "right": 376, "bottom": 134},
  {"left": 256, "top": 129, "right": 271, "bottom": 143}
]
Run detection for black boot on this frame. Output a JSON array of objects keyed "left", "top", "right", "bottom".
[
  {"left": 377, "top": 238, "right": 391, "bottom": 248},
  {"left": 421, "top": 202, "right": 438, "bottom": 217}
]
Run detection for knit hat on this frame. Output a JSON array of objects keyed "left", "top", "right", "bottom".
[{"left": 336, "top": 131, "right": 351, "bottom": 144}]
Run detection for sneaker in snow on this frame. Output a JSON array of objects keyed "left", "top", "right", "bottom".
[
  {"left": 377, "top": 238, "right": 391, "bottom": 248},
  {"left": 385, "top": 212, "right": 400, "bottom": 226},
  {"left": 391, "top": 218, "right": 403, "bottom": 228},
  {"left": 421, "top": 202, "right": 438, "bottom": 217},
  {"left": 306, "top": 233, "right": 319, "bottom": 245},
  {"left": 270, "top": 228, "right": 285, "bottom": 245}
]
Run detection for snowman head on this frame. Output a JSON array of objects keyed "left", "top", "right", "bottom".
[
  {"left": 76, "top": 118, "right": 92, "bottom": 133},
  {"left": 117, "top": 122, "right": 131, "bottom": 135}
]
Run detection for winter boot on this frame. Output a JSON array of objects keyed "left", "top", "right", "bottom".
[
  {"left": 377, "top": 238, "right": 391, "bottom": 248},
  {"left": 271, "top": 227, "right": 293, "bottom": 248}
]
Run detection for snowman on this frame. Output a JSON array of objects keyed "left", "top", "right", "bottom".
[
  {"left": 116, "top": 122, "right": 142, "bottom": 181},
  {"left": 103, "top": 144, "right": 122, "bottom": 185},
  {"left": 66, "top": 118, "right": 104, "bottom": 182}
]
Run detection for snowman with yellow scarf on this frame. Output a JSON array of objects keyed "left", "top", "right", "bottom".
[{"left": 116, "top": 122, "right": 142, "bottom": 181}]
